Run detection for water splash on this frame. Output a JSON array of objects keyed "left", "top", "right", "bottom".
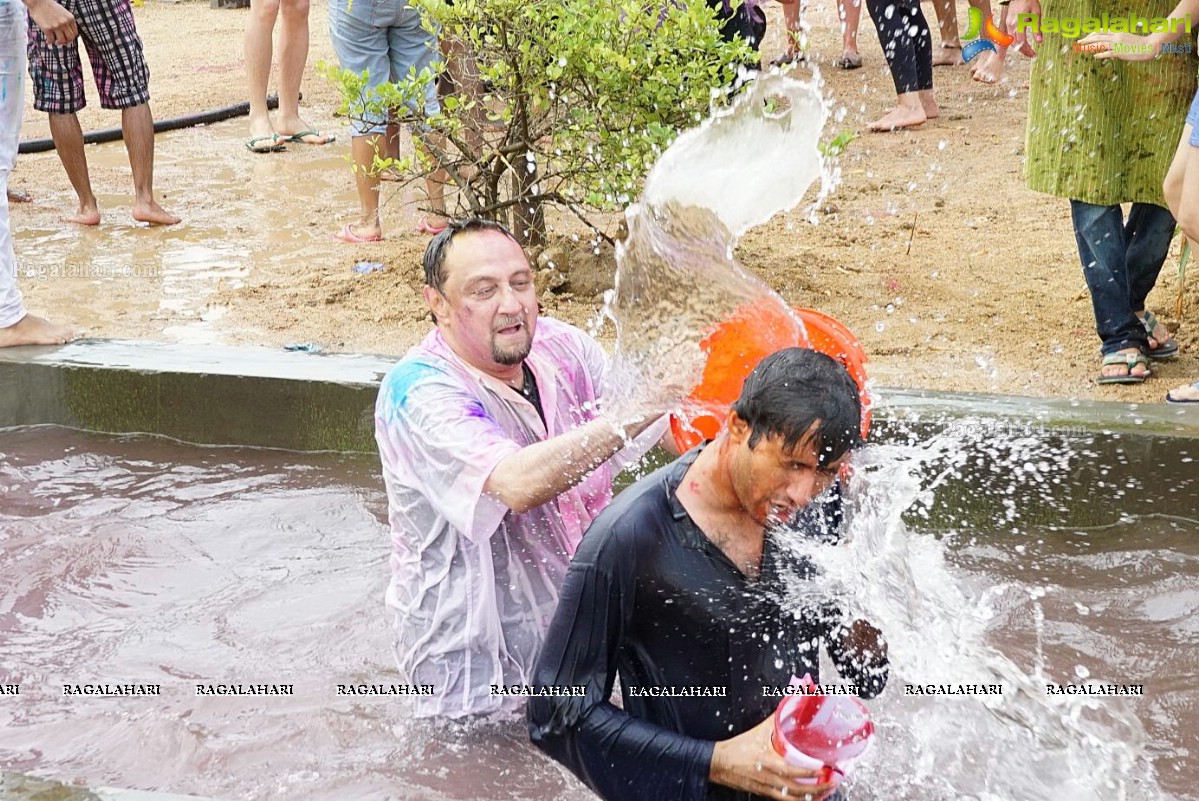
[
  {"left": 770, "top": 429, "right": 1162, "bottom": 800},
  {"left": 599, "top": 73, "right": 832, "bottom": 425},
  {"left": 642, "top": 72, "right": 831, "bottom": 237}
]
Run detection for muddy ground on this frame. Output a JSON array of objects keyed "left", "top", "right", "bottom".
[{"left": 11, "top": 0, "right": 1199, "bottom": 403}]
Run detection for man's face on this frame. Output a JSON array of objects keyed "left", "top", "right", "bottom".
[
  {"left": 425, "top": 229, "right": 538, "bottom": 370},
  {"left": 726, "top": 415, "right": 846, "bottom": 529}
]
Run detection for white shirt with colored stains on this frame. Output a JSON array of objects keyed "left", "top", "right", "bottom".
[{"left": 375, "top": 317, "right": 664, "bottom": 718}]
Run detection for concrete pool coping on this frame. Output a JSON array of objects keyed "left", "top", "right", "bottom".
[{"left": 2, "top": 338, "right": 1199, "bottom": 451}]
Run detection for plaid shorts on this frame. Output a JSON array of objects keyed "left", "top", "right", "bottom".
[{"left": 26, "top": 0, "right": 149, "bottom": 114}]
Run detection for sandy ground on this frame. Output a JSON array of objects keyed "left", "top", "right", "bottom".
[{"left": 10, "top": 0, "right": 1199, "bottom": 403}]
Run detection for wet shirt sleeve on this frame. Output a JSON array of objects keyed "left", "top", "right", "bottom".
[
  {"left": 376, "top": 361, "right": 521, "bottom": 544},
  {"left": 528, "top": 523, "right": 714, "bottom": 801}
]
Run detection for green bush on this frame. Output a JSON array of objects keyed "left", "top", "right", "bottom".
[{"left": 324, "top": 0, "right": 752, "bottom": 245}]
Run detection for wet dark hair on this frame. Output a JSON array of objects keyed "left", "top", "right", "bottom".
[
  {"left": 422, "top": 218, "right": 519, "bottom": 293},
  {"left": 730, "top": 347, "right": 863, "bottom": 467}
]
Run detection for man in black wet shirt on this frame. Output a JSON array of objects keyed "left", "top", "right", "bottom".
[{"left": 528, "top": 348, "right": 888, "bottom": 801}]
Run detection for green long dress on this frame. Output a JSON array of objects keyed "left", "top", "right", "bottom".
[{"left": 1025, "top": 1, "right": 1199, "bottom": 206}]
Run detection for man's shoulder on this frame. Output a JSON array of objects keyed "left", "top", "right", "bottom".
[
  {"left": 576, "top": 456, "right": 691, "bottom": 559},
  {"left": 377, "top": 346, "right": 466, "bottom": 410}
]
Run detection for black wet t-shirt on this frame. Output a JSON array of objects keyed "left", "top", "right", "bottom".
[{"left": 528, "top": 447, "right": 888, "bottom": 801}]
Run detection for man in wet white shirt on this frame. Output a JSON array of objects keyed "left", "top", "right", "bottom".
[{"left": 375, "top": 218, "right": 670, "bottom": 718}]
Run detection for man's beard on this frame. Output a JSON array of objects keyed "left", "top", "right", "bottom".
[
  {"left": 493, "top": 338, "right": 532, "bottom": 365},
  {"left": 491, "top": 315, "right": 533, "bottom": 365}
]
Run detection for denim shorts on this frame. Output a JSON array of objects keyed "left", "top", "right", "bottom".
[
  {"left": 1186, "top": 86, "right": 1199, "bottom": 147},
  {"left": 327, "top": 0, "right": 440, "bottom": 136}
]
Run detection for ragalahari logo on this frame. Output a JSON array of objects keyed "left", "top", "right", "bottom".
[{"left": 961, "top": 7, "right": 1016, "bottom": 61}]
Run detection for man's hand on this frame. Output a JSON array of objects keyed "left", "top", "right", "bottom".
[
  {"left": 709, "top": 717, "right": 837, "bottom": 801},
  {"left": 1077, "top": 31, "right": 1163, "bottom": 61},
  {"left": 1005, "top": 0, "right": 1043, "bottom": 57},
  {"left": 24, "top": 0, "right": 78, "bottom": 45},
  {"left": 843, "top": 619, "right": 886, "bottom": 656}
]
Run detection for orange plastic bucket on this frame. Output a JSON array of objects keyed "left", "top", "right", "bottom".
[{"left": 669, "top": 306, "right": 871, "bottom": 452}]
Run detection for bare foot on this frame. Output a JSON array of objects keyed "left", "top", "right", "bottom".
[
  {"left": 6, "top": 188, "right": 31, "bottom": 203},
  {"left": 868, "top": 104, "right": 927, "bottom": 132},
  {"left": 133, "top": 200, "right": 181, "bottom": 226},
  {"left": 0, "top": 313, "right": 76, "bottom": 347},
  {"left": 972, "top": 49, "right": 1007, "bottom": 83},
  {"left": 932, "top": 45, "right": 964, "bottom": 66},
  {"left": 64, "top": 200, "right": 101, "bottom": 226},
  {"left": 834, "top": 50, "right": 863, "bottom": 69}
]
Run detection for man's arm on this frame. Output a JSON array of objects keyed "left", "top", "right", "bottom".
[
  {"left": 484, "top": 412, "right": 661, "bottom": 513},
  {"left": 528, "top": 519, "right": 834, "bottom": 801},
  {"left": 23, "top": 0, "right": 77, "bottom": 44}
]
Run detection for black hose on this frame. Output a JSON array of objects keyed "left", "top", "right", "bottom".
[{"left": 18, "top": 94, "right": 281, "bottom": 154}]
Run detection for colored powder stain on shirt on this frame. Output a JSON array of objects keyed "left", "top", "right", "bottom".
[{"left": 381, "top": 360, "right": 442, "bottom": 412}]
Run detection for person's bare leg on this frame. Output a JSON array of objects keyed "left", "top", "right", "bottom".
[
  {"left": 838, "top": 0, "right": 862, "bottom": 66},
  {"left": 347, "top": 133, "right": 384, "bottom": 239},
  {"left": 374, "top": 121, "right": 403, "bottom": 182},
  {"left": 972, "top": 5, "right": 1009, "bottom": 82},
  {"left": 245, "top": 0, "right": 281, "bottom": 146},
  {"left": 274, "top": 0, "right": 329, "bottom": 142},
  {"left": 426, "top": 131, "right": 450, "bottom": 224},
  {"left": 780, "top": 0, "right": 802, "bottom": 60},
  {"left": 48, "top": 113, "right": 100, "bottom": 225},
  {"left": 424, "top": 169, "right": 448, "bottom": 222},
  {"left": 930, "top": 0, "right": 963, "bottom": 64},
  {"left": 1163, "top": 125, "right": 1190, "bottom": 223},
  {"left": 0, "top": 313, "right": 76, "bottom": 346},
  {"left": 919, "top": 89, "right": 939, "bottom": 119},
  {"left": 1156, "top": 132, "right": 1196, "bottom": 381},
  {"left": 123, "top": 104, "right": 180, "bottom": 225},
  {"left": 868, "top": 91, "right": 927, "bottom": 131}
]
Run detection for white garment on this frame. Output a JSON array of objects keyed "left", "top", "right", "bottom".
[
  {"left": 376, "top": 317, "right": 664, "bottom": 718},
  {"left": 0, "top": 0, "right": 27, "bottom": 328}
]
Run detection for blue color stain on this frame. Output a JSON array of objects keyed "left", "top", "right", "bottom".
[{"left": 382, "top": 360, "right": 441, "bottom": 411}]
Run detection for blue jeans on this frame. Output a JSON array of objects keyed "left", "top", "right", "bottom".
[{"left": 1070, "top": 200, "right": 1176, "bottom": 356}]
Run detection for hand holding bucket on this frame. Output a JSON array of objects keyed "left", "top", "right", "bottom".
[{"left": 770, "top": 676, "right": 875, "bottom": 793}]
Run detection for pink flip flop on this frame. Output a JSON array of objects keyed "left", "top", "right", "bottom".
[
  {"left": 333, "top": 223, "right": 383, "bottom": 243},
  {"left": 415, "top": 217, "right": 448, "bottom": 235}
]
